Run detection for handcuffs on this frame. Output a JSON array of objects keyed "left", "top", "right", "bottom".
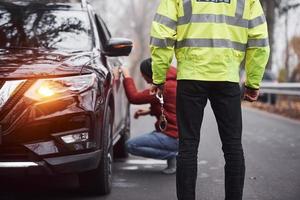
[{"left": 156, "top": 93, "right": 168, "bottom": 132}]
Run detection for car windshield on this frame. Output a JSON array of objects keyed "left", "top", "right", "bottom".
[{"left": 0, "top": 5, "right": 92, "bottom": 51}]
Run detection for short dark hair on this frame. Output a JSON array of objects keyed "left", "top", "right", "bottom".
[{"left": 140, "top": 58, "right": 152, "bottom": 80}]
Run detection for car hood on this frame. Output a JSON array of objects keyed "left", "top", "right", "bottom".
[{"left": 0, "top": 48, "right": 94, "bottom": 79}]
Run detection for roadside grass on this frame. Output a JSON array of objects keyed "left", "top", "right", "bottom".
[{"left": 242, "top": 97, "right": 300, "bottom": 121}]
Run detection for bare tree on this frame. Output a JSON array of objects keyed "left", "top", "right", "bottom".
[
  {"left": 290, "top": 36, "right": 300, "bottom": 82},
  {"left": 261, "top": 0, "right": 300, "bottom": 81},
  {"left": 260, "top": 0, "right": 285, "bottom": 70},
  {"left": 279, "top": 1, "right": 300, "bottom": 81},
  {"left": 121, "top": 0, "right": 159, "bottom": 87}
]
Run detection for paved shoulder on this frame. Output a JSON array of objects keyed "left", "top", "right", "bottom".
[{"left": 241, "top": 107, "right": 300, "bottom": 200}]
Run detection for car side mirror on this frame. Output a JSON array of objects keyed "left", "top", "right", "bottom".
[{"left": 104, "top": 38, "right": 133, "bottom": 57}]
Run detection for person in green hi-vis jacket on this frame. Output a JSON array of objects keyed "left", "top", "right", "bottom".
[{"left": 149, "top": 0, "right": 270, "bottom": 199}]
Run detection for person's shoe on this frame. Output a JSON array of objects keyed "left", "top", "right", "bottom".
[{"left": 162, "top": 158, "right": 176, "bottom": 175}]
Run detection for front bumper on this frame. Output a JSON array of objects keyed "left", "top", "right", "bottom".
[
  {"left": 0, "top": 150, "right": 102, "bottom": 176},
  {"left": 0, "top": 82, "right": 105, "bottom": 175},
  {"left": 0, "top": 109, "right": 102, "bottom": 175}
]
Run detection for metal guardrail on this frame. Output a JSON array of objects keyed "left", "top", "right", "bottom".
[{"left": 260, "top": 83, "right": 300, "bottom": 96}]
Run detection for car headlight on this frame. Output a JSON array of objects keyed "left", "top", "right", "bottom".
[{"left": 24, "top": 74, "right": 96, "bottom": 101}]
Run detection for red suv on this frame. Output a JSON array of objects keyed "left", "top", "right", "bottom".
[{"left": 0, "top": 0, "right": 132, "bottom": 195}]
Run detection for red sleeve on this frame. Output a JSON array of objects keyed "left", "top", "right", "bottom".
[{"left": 123, "top": 77, "right": 157, "bottom": 105}]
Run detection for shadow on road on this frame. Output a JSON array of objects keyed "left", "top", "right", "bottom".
[
  {"left": 0, "top": 159, "right": 172, "bottom": 200},
  {"left": 0, "top": 175, "right": 89, "bottom": 200}
]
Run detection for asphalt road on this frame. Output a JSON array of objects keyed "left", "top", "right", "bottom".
[{"left": 0, "top": 104, "right": 299, "bottom": 200}]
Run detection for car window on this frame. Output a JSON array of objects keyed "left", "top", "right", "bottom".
[
  {"left": 99, "top": 17, "right": 111, "bottom": 40},
  {"left": 95, "top": 14, "right": 111, "bottom": 47},
  {"left": 0, "top": 5, "right": 92, "bottom": 51}
]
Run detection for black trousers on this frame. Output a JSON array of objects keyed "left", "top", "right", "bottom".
[{"left": 176, "top": 81, "right": 245, "bottom": 200}]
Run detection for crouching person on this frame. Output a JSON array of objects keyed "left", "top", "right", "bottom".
[{"left": 121, "top": 58, "right": 178, "bottom": 174}]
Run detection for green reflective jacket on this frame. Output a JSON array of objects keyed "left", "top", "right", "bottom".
[{"left": 150, "top": 0, "right": 270, "bottom": 89}]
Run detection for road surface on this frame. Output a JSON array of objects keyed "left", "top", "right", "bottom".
[{"left": 1, "top": 104, "right": 300, "bottom": 200}]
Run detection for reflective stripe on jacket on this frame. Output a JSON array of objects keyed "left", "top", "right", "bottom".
[{"left": 150, "top": 0, "right": 270, "bottom": 89}]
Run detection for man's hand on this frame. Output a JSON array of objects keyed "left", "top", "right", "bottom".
[
  {"left": 134, "top": 109, "right": 151, "bottom": 119},
  {"left": 243, "top": 87, "right": 260, "bottom": 102},
  {"left": 150, "top": 84, "right": 164, "bottom": 96},
  {"left": 119, "top": 67, "right": 131, "bottom": 78}
]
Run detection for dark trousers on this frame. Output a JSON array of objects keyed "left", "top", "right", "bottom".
[{"left": 176, "top": 81, "right": 245, "bottom": 200}]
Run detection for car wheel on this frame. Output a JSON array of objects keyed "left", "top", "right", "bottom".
[
  {"left": 113, "top": 131, "right": 129, "bottom": 159},
  {"left": 79, "top": 106, "right": 113, "bottom": 195},
  {"left": 113, "top": 106, "right": 130, "bottom": 159}
]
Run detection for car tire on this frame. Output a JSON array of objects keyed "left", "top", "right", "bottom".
[
  {"left": 113, "top": 132, "right": 129, "bottom": 159},
  {"left": 113, "top": 106, "right": 130, "bottom": 159},
  {"left": 79, "top": 106, "right": 113, "bottom": 195}
]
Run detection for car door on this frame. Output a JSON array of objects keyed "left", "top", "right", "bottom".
[{"left": 94, "top": 15, "right": 128, "bottom": 137}]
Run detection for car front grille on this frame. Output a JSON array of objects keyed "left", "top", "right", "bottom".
[
  {"left": 0, "top": 80, "right": 34, "bottom": 120},
  {"left": 0, "top": 80, "right": 26, "bottom": 110}
]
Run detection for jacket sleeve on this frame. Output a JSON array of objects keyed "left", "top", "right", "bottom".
[
  {"left": 123, "top": 78, "right": 157, "bottom": 105},
  {"left": 150, "top": 0, "right": 178, "bottom": 85},
  {"left": 245, "top": 0, "right": 271, "bottom": 89}
]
